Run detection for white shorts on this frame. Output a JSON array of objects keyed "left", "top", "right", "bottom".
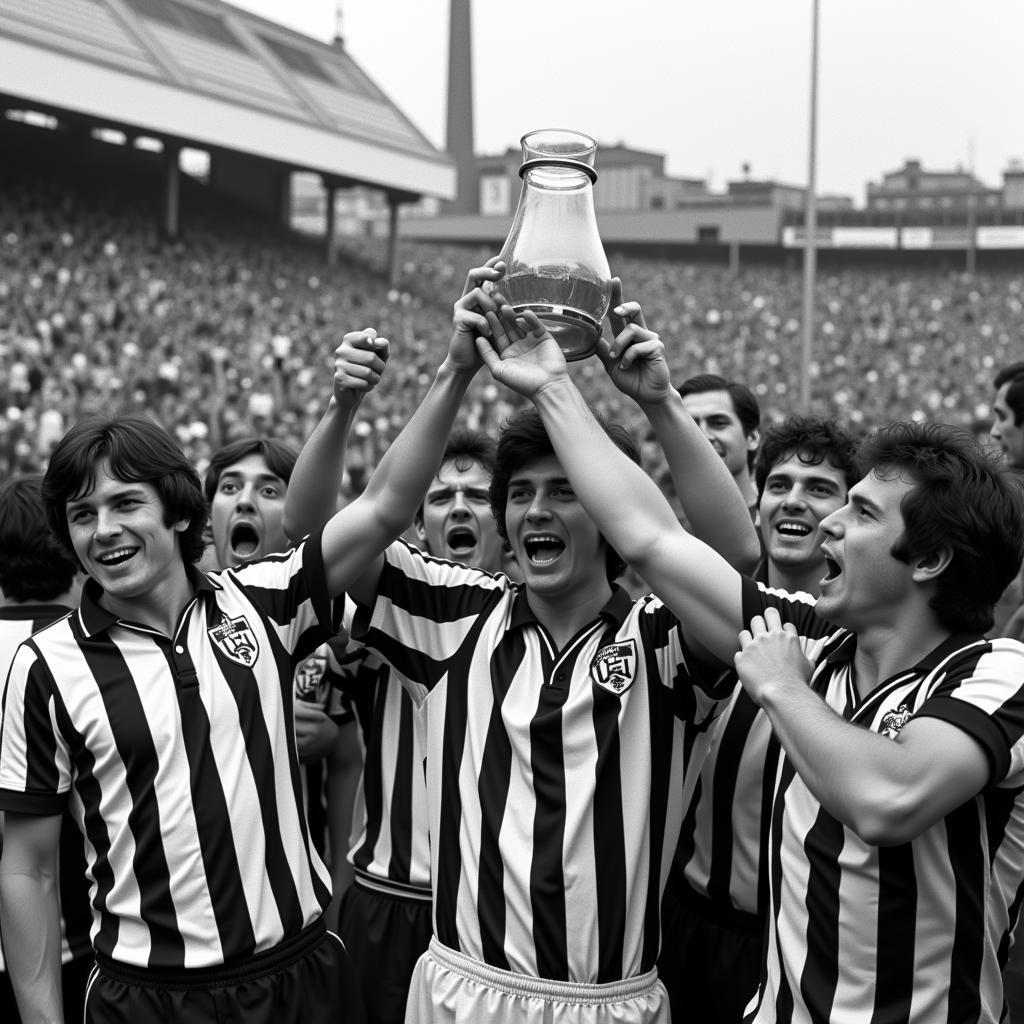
[{"left": 405, "top": 937, "right": 669, "bottom": 1024}]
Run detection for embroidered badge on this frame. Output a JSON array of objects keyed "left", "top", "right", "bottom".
[
  {"left": 294, "top": 653, "right": 327, "bottom": 701},
  {"left": 590, "top": 639, "right": 638, "bottom": 696},
  {"left": 879, "top": 702, "right": 912, "bottom": 739},
  {"left": 208, "top": 614, "right": 260, "bottom": 667}
]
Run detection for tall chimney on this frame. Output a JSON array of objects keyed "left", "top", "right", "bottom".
[{"left": 444, "top": 0, "right": 476, "bottom": 214}]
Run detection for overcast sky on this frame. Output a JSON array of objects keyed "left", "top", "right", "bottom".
[{"left": 228, "top": 0, "right": 1022, "bottom": 205}]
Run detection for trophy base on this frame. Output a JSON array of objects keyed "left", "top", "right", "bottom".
[{"left": 512, "top": 304, "right": 602, "bottom": 361}]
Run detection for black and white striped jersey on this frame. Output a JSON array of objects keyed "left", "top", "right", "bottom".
[
  {"left": 742, "top": 579, "right": 1024, "bottom": 1023},
  {"left": 0, "top": 537, "right": 337, "bottom": 969},
  {"left": 0, "top": 603, "right": 93, "bottom": 972},
  {"left": 352, "top": 539, "right": 724, "bottom": 983}
]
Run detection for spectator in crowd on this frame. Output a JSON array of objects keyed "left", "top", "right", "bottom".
[
  {"left": 0, "top": 301, "right": 489, "bottom": 1022},
  {"left": 991, "top": 361, "right": 1024, "bottom": 470},
  {"left": 478, "top": 308, "right": 1024, "bottom": 1023},
  {"left": 678, "top": 373, "right": 761, "bottom": 515},
  {"left": 0, "top": 474, "right": 93, "bottom": 1024},
  {"left": 660, "top": 415, "right": 860, "bottom": 1023}
]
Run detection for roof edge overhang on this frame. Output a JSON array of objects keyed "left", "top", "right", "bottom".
[{"left": 0, "top": 34, "right": 456, "bottom": 200}]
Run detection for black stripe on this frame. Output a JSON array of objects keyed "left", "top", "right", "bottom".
[
  {"left": 642, "top": 638, "right": 676, "bottom": 972},
  {"left": 706, "top": 684, "right": 756, "bottom": 904},
  {"left": 947, "top": 799, "right": 986, "bottom": 1023},
  {"left": 770, "top": 758, "right": 797, "bottom": 1023},
  {"left": 79, "top": 635, "right": 186, "bottom": 968},
  {"left": 757, "top": 734, "right": 782, "bottom": 920},
  {"left": 387, "top": 686, "right": 416, "bottom": 882},
  {"left": 871, "top": 842, "right": 917, "bottom": 1023},
  {"left": 210, "top": 640, "right": 306, "bottom": 936},
  {"left": 798, "top": 806, "right": 844, "bottom": 1021},
  {"left": 353, "top": 677, "right": 388, "bottom": 872},
  {"left": 168, "top": 633, "right": 256, "bottom": 958},
  {"left": 50, "top": 676, "right": 121, "bottom": 958},
  {"left": 474, "top": 630, "right": 522, "bottom": 969},
  {"left": 20, "top": 655, "right": 62, "bottom": 794},
  {"left": 592, "top": 673, "right": 627, "bottom": 982}
]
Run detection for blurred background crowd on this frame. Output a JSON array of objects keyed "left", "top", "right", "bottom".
[{"left": 2, "top": 153, "right": 1018, "bottom": 495}]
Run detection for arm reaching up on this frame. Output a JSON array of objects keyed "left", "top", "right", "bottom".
[
  {"left": 292, "top": 260, "right": 507, "bottom": 605},
  {"left": 599, "top": 280, "right": 760, "bottom": 574},
  {"left": 476, "top": 306, "right": 747, "bottom": 665}
]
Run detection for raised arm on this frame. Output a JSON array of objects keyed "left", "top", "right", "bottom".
[
  {"left": 0, "top": 812, "right": 65, "bottom": 1024},
  {"left": 282, "top": 328, "right": 384, "bottom": 543},
  {"left": 302, "top": 261, "right": 507, "bottom": 605},
  {"left": 601, "top": 282, "right": 760, "bottom": 574},
  {"left": 477, "top": 308, "right": 748, "bottom": 665}
]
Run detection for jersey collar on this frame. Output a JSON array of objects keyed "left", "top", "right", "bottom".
[
  {"left": 76, "top": 568, "right": 220, "bottom": 638},
  {"left": 508, "top": 582, "right": 634, "bottom": 632}
]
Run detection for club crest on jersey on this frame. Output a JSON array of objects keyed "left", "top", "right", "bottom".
[
  {"left": 208, "top": 614, "right": 259, "bottom": 667},
  {"left": 590, "top": 639, "right": 637, "bottom": 695},
  {"left": 294, "top": 653, "right": 327, "bottom": 701},
  {"left": 879, "top": 702, "right": 912, "bottom": 739}
]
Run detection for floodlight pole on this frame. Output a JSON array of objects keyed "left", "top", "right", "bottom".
[{"left": 800, "top": 0, "right": 820, "bottom": 412}]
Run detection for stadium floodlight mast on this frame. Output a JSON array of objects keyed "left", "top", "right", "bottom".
[{"left": 800, "top": 0, "right": 820, "bottom": 413}]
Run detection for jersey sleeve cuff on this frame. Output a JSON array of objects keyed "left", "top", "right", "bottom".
[
  {"left": 914, "top": 699, "right": 1010, "bottom": 784},
  {"left": 303, "top": 528, "right": 343, "bottom": 633},
  {"left": 0, "top": 789, "right": 68, "bottom": 815}
]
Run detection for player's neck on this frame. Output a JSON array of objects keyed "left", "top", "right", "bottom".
[
  {"left": 768, "top": 561, "right": 823, "bottom": 598},
  {"left": 98, "top": 564, "right": 197, "bottom": 638},
  {"left": 526, "top": 582, "right": 614, "bottom": 651},
  {"left": 850, "top": 613, "right": 951, "bottom": 700}
]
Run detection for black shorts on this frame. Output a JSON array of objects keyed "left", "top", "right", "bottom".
[
  {"left": 658, "top": 871, "right": 764, "bottom": 1024},
  {"left": 337, "top": 880, "right": 432, "bottom": 1024},
  {"left": 84, "top": 920, "right": 366, "bottom": 1024}
]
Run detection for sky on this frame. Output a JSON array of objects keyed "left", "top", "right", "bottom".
[{"left": 228, "top": 0, "right": 1022, "bottom": 205}]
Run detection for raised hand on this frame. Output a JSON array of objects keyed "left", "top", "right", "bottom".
[
  {"left": 597, "top": 278, "right": 673, "bottom": 406},
  {"left": 333, "top": 328, "right": 389, "bottom": 405},
  {"left": 475, "top": 305, "right": 569, "bottom": 399},
  {"left": 447, "top": 257, "right": 506, "bottom": 374}
]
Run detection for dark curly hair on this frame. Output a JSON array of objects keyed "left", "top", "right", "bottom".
[
  {"left": 489, "top": 407, "right": 641, "bottom": 582},
  {"left": 43, "top": 414, "right": 209, "bottom": 567},
  {"left": 755, "top": 415, "right": 861, "bottom": 498},
  {"left": 858, "top": 421, "right": 1024, "bottom": 634},
  {"left": 0, "top": 474, "right": 80, "bottom": 602}
]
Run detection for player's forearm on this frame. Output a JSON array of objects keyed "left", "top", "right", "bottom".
[
  {"left": 0, "top": 869, "right": 65, "bottom": 1024},
  {"left": 360, "top": 361, "right": 475, "bottom": 533},
  {"left": 642, "top": 391, "right": 761, "bottom": 574},
  {"left": 758, "top": 677, "right": 933, "bottom": 845},
  {"left": 532, "top": 378, "right": 685, "bottom": 569},
  {"left": 283, "top": 394, "right": 363, "bottom": 541}
]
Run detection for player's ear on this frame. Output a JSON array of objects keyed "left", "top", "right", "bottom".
[
  {"left": 414, "top": 513, "right": 427, "bottom": 544},
  {"left": 912, "top": 546, "right": 952, "bottom": 583}
]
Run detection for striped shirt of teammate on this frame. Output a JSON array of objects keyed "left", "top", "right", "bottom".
[
  {"left": 284, "top": 271, "right": 762, "bottom": 1024},
  {"left": 0, "top": 311, "right": 502, "bottom": 1023},
  {"left": 481, "top": 309, "right": 1024, "bottom": 1023}
]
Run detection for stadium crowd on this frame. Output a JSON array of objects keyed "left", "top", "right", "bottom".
[
  {"left": 4, "top": 148, "right": 1024, "bottom": 1024},
  {"left": 2, "top": 156, "right": 1023, "bottom": 489}
]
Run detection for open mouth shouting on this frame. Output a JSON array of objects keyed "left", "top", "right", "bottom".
[
  {"left": 230, "top": 520, "right": 262, "bottom": 560},
  {"left": 445, "top": 524, "right": 478, "bottom": 556},
  {"left": 523, "top": 533, "right": 566, "bottom": 565},
  {"left": 820, "top": 546, "right": 843, "bottom": 585}
]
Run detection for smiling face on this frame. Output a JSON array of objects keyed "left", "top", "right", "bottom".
[
  {"left": 681, "top": 389, "right": 759, "bottom": 481},
  {"left": 759, "top": 453, "right": 849, "bottom": 579},
  {"left": 209, "top": 453, "right": 289, "bottom": 568},
  {"left": 503, "top": 453, "right": 608, "bottom": 602},
  {"left": 416, "top": 456, "right": 505, "bottom": 574},
  {"left": 66, "top": 457, "right": 189, "bottom": 614},
  {"left": 991, "top": 382, "right": 1024, "bottom": 470},
  {"left": 816, "top": 469, "right": 918, "bottom": 630}
]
